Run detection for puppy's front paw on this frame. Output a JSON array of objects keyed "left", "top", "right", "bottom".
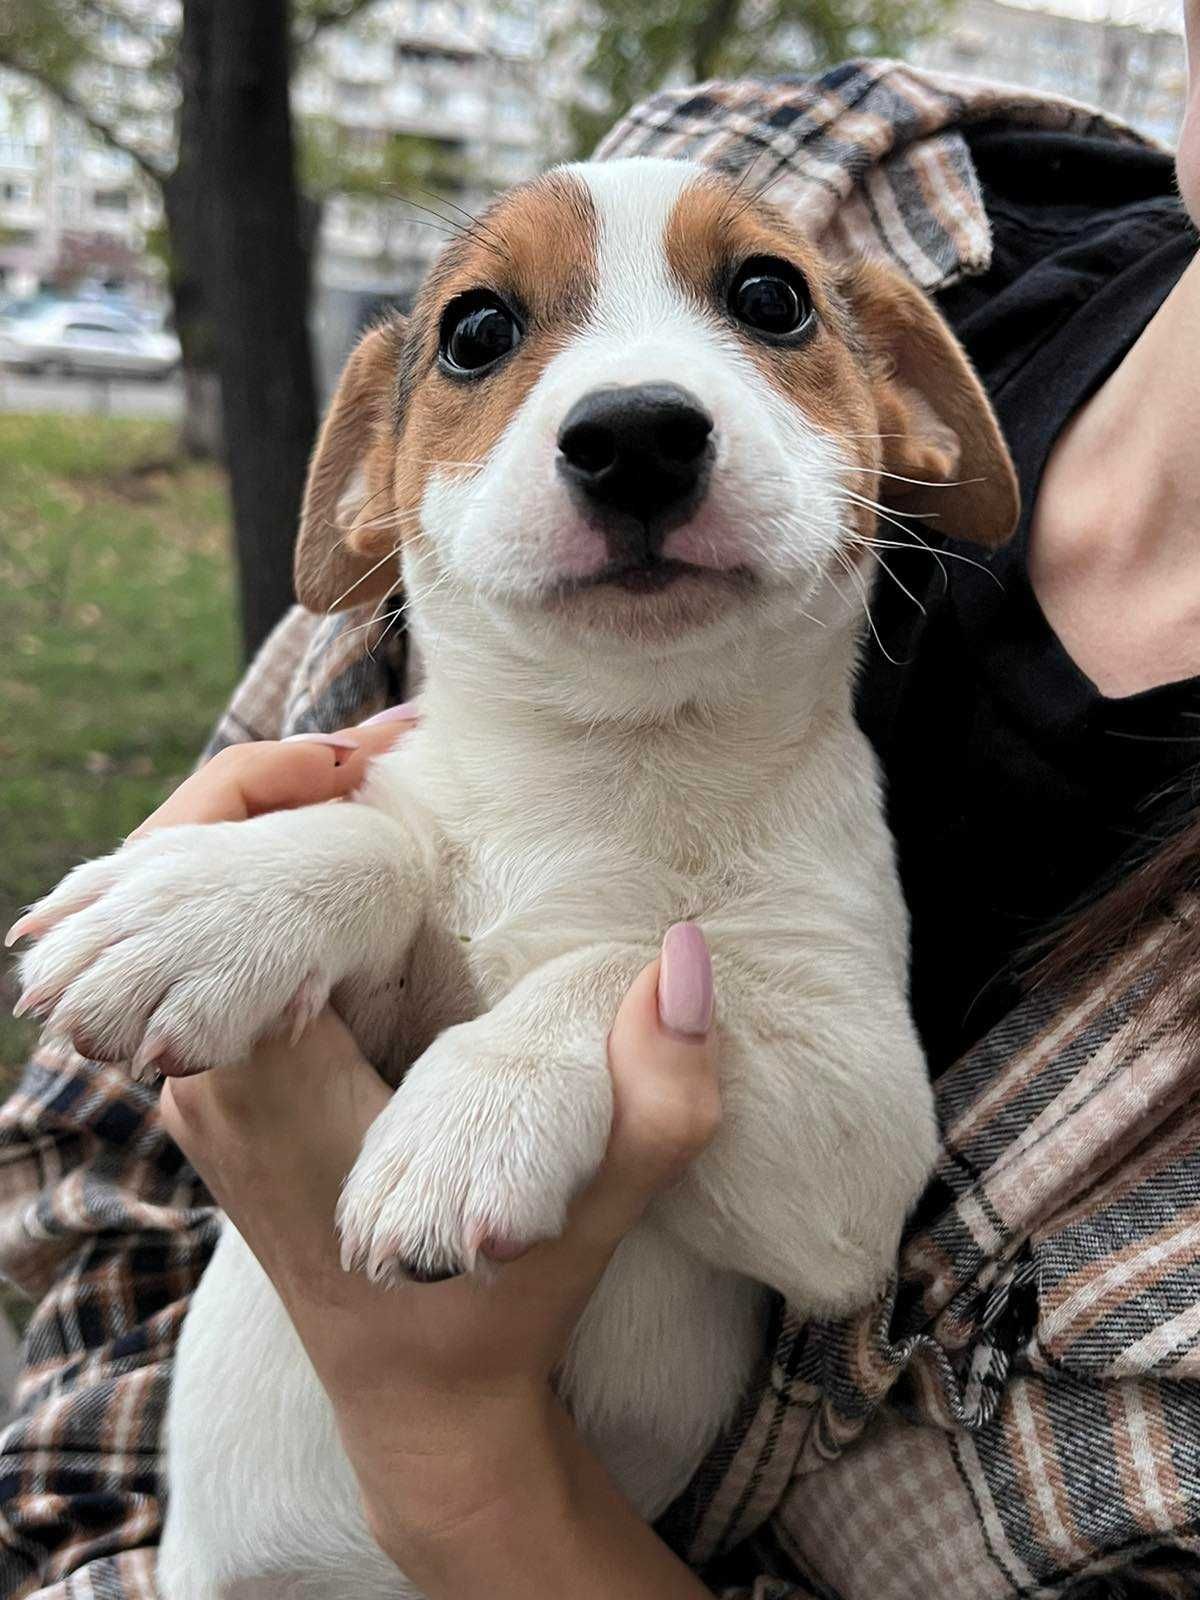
[
  {"left": 10, "top": 827, "right": 334, "bottom": 1076},
  {"left": 337, "top": 1021, "right": 612, "bottom": 1282}
]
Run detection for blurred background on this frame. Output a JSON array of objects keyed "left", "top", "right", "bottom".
[{"left": 0, "top": 0, "right": 1189, "bottom": 1085}]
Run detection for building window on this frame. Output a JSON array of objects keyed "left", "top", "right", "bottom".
[
  {"left": 339, "top": 80, "right": 375, "bottom": 111},
  {"left": 92, "top": 188, "right": 130, "bottom": 212},
  {"left": 496, "top": 91, "right": 527, "bottom": 126},
  {"left": 0, "top": 137, "right": 37, "bottom": 166},
  {"left": 0, "top": 179, "right": 33, "bottom": 206}
]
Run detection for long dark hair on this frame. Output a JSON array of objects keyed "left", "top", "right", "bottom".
[{"left": 1031, "top": 797, "right": 1200, "bottom": 1048}]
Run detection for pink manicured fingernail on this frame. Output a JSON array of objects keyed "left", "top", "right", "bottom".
[
  {"left": 359, "top": 702, "right": 419, "bottom": 727},
  {"left": 282, "top": 733, "right": 360, "bottom": 764},
  {"left": 657, "top": 923, "right": 713, "bottom": 1039}
]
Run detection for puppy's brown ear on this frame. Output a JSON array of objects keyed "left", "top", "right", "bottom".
[
  {"left": 842, "top": 260, "right": 1018, "bottom": 547},
  {"left": 294, "top": 320, "right": 405, "bottom": 614}
]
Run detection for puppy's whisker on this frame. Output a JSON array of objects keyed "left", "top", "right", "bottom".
[
  {"left": 833, "top": 546, "right": 903, "bottom": 667},
  {"left": 398, "top": 216, "right": 471, "bottom": 244},
  {"left": 410, "top": 186, "right": 511, "bottom": 260},
  {"left": 832, "top": 488, "right": 947, "bottom": 556},
  {"left": 727, "top": 159, "right": 790, "bottom": 225},
  {"left": 868, "top": 469, "right": 985, "bottom": 491},
  {"left": 325, "top": 541, "right": 405, "bottom": 613},
  {"left": 717, "top": 150, "right": 770, "bottom": 226},
  {"left": 848, "top": 541, "right": 927, "bottom": 617},
  {"left": 394, "top": 194, "right": 510, "bottom": 269},
  {"left": 848, "top": 524, "right": 1002, "bottom": 588},
  {"left": 344, "top": 506, "right": 421, "bottom": 536},
  {"left": 348, "top": 504, "right": 423, "bottom": 531},
  {"left": 825, "top": 430, "right": 908, "bottom": 443},
  {"left": 768, "top": 462, "right": 986, "bottom": 491}
]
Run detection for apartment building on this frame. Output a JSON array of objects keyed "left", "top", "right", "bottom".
[
  {"left": 0, "top": 74, "right": 162, "bottom": 301},
  {"left": 914, "top": 0, "right": 1187, "bottom": 144}
]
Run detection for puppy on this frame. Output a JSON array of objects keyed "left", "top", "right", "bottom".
[{"left": 12, "top": 157, "right": 1017, "bottom": 1598}]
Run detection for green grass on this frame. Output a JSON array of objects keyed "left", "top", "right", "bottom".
[{"left": 0, "top": 415, "right": 239, "bottom": 1086}]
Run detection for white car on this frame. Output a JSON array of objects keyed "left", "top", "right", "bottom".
[{"left": 0, "top": 301, "right": 180, "bottom": 379}]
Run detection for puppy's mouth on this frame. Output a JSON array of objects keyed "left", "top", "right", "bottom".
[{"left": 555, "top": 555, "right": 752, "bottom": 599}]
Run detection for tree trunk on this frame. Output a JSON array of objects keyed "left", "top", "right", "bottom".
[
  {"left": 179, "top": 366, "right": 223, "bottom": 459},
  {"left": 163, "top": 161, "right": 222, "bottom": 461},
  {"left": 182, "top": 0, "right": 319, "bottom": 660}
]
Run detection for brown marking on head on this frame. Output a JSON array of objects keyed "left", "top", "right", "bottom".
[
  {"left": 663, "top": 173, "right": 1017, "bottom": 552},
  {"left": 294, "top": 170, "right": 599, "bottom": 614},
  {"left": 294, "top": 318, "right": 405, "bottom": 614},
  {"left": 838, "top": 257, "right": 1019, "bottom": 546}
]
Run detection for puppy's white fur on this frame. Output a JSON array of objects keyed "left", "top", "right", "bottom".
[{"left": 19, "top": 160, "right": 937, "bottom": 1598}]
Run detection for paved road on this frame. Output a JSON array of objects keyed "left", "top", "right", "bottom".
[{"left": 0, "top": 368, "right": 183, "bottom": 422}]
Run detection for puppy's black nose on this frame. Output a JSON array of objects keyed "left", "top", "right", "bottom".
[{"left": 557, "top": 383, "right": 714, "bottom": 539}]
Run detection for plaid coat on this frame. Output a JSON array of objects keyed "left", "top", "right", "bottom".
[{"left": 2, "top": 60, "right": 1198, "bottom": 1600}]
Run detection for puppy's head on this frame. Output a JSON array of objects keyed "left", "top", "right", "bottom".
[{"left": 296, "top": 158, "right": 1017, "bottom": 680}]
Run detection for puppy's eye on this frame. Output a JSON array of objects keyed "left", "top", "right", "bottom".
[
  {"left": 439, "top": 292, "right": 522, "bottom": 374},
  {"left": 728, "top": 258, "right": 813, "bottom": 339}
]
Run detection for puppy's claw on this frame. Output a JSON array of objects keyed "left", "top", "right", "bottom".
[
  {"left": 5, "top": 913, "right": 46, "bottom": 950},
  {"left": 284, "top": 973, "right": 329, "bottom": 1047},
  {"left": 13, "top": 985, "right": 58, "bottom": 1022},
  {"left": 131, "top": 1035, "right": 168, "bottom": 1082}
]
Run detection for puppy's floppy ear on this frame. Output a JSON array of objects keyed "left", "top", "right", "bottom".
[
  {"left": 841, "top": 259, "right": 1018, "bottom": 548},
  {"left": 294, "top": 319, "right": 406, "bottom": 614}
]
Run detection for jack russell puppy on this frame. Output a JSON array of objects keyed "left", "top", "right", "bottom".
[{"left": 10, "top": 157, "right": 1017, "bottom": 1598}]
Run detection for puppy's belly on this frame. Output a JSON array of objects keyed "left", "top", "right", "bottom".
[
  {"left": 161, "top": 1226, "right": 412, "bottom": 1600},
  {"left": 162, "top": 1220, "right": 764, "bottom": 1595}
]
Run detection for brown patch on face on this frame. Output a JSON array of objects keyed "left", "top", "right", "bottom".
[
  {"left": 662, "top": 173, "right": 1017, "bottom": 556},
  {"left": 663, "top": 175, "right": 881, "bottom": 551},
  {"left": 380, "top": 171, "right": 599, "bottom": 545},
  {"left": 294, "top": 171, "right": 601, "bottom": 614}
]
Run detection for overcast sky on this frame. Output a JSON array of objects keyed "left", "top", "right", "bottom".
[{"left": 1001, "top": 0, "right": 1182, "bottom": 27}]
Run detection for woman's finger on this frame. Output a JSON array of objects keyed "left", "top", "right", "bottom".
[{"left": 129, "top": 704, "right": 418, "bottom": 836}]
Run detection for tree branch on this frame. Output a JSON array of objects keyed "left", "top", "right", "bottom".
[{"left": 0, "top": 56, "right": 172, "bottom": 185}]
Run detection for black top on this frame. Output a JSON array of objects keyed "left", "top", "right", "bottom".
[{"left": 855, "top": 126, "right": 1200, "bottom": 1076}]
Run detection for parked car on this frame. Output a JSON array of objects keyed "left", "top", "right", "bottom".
[{"left": 0, "top": 301, "right": 180, "bottom": 380}]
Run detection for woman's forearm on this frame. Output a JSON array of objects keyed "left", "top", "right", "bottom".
[{"left": 384, "top": 1401, "right": 711, "bottom": 1600}]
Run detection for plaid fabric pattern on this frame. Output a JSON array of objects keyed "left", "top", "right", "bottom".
[
  {"left": 594, "top": 59, "right": 1153, "bottom": 292},
  {"left": 0, "top": 59, "right": 1188, "bottom": 1599},
  {"left": 666, "top": 965, "right": 1200, "bottom": 1597}
]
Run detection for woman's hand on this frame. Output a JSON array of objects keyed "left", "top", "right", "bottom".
[
  {"left": 132, "top": 713, "right": 718, "bottom": 1598},
  {"left": 128, "top": 701, "right": 421, "bottom": 834}
]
